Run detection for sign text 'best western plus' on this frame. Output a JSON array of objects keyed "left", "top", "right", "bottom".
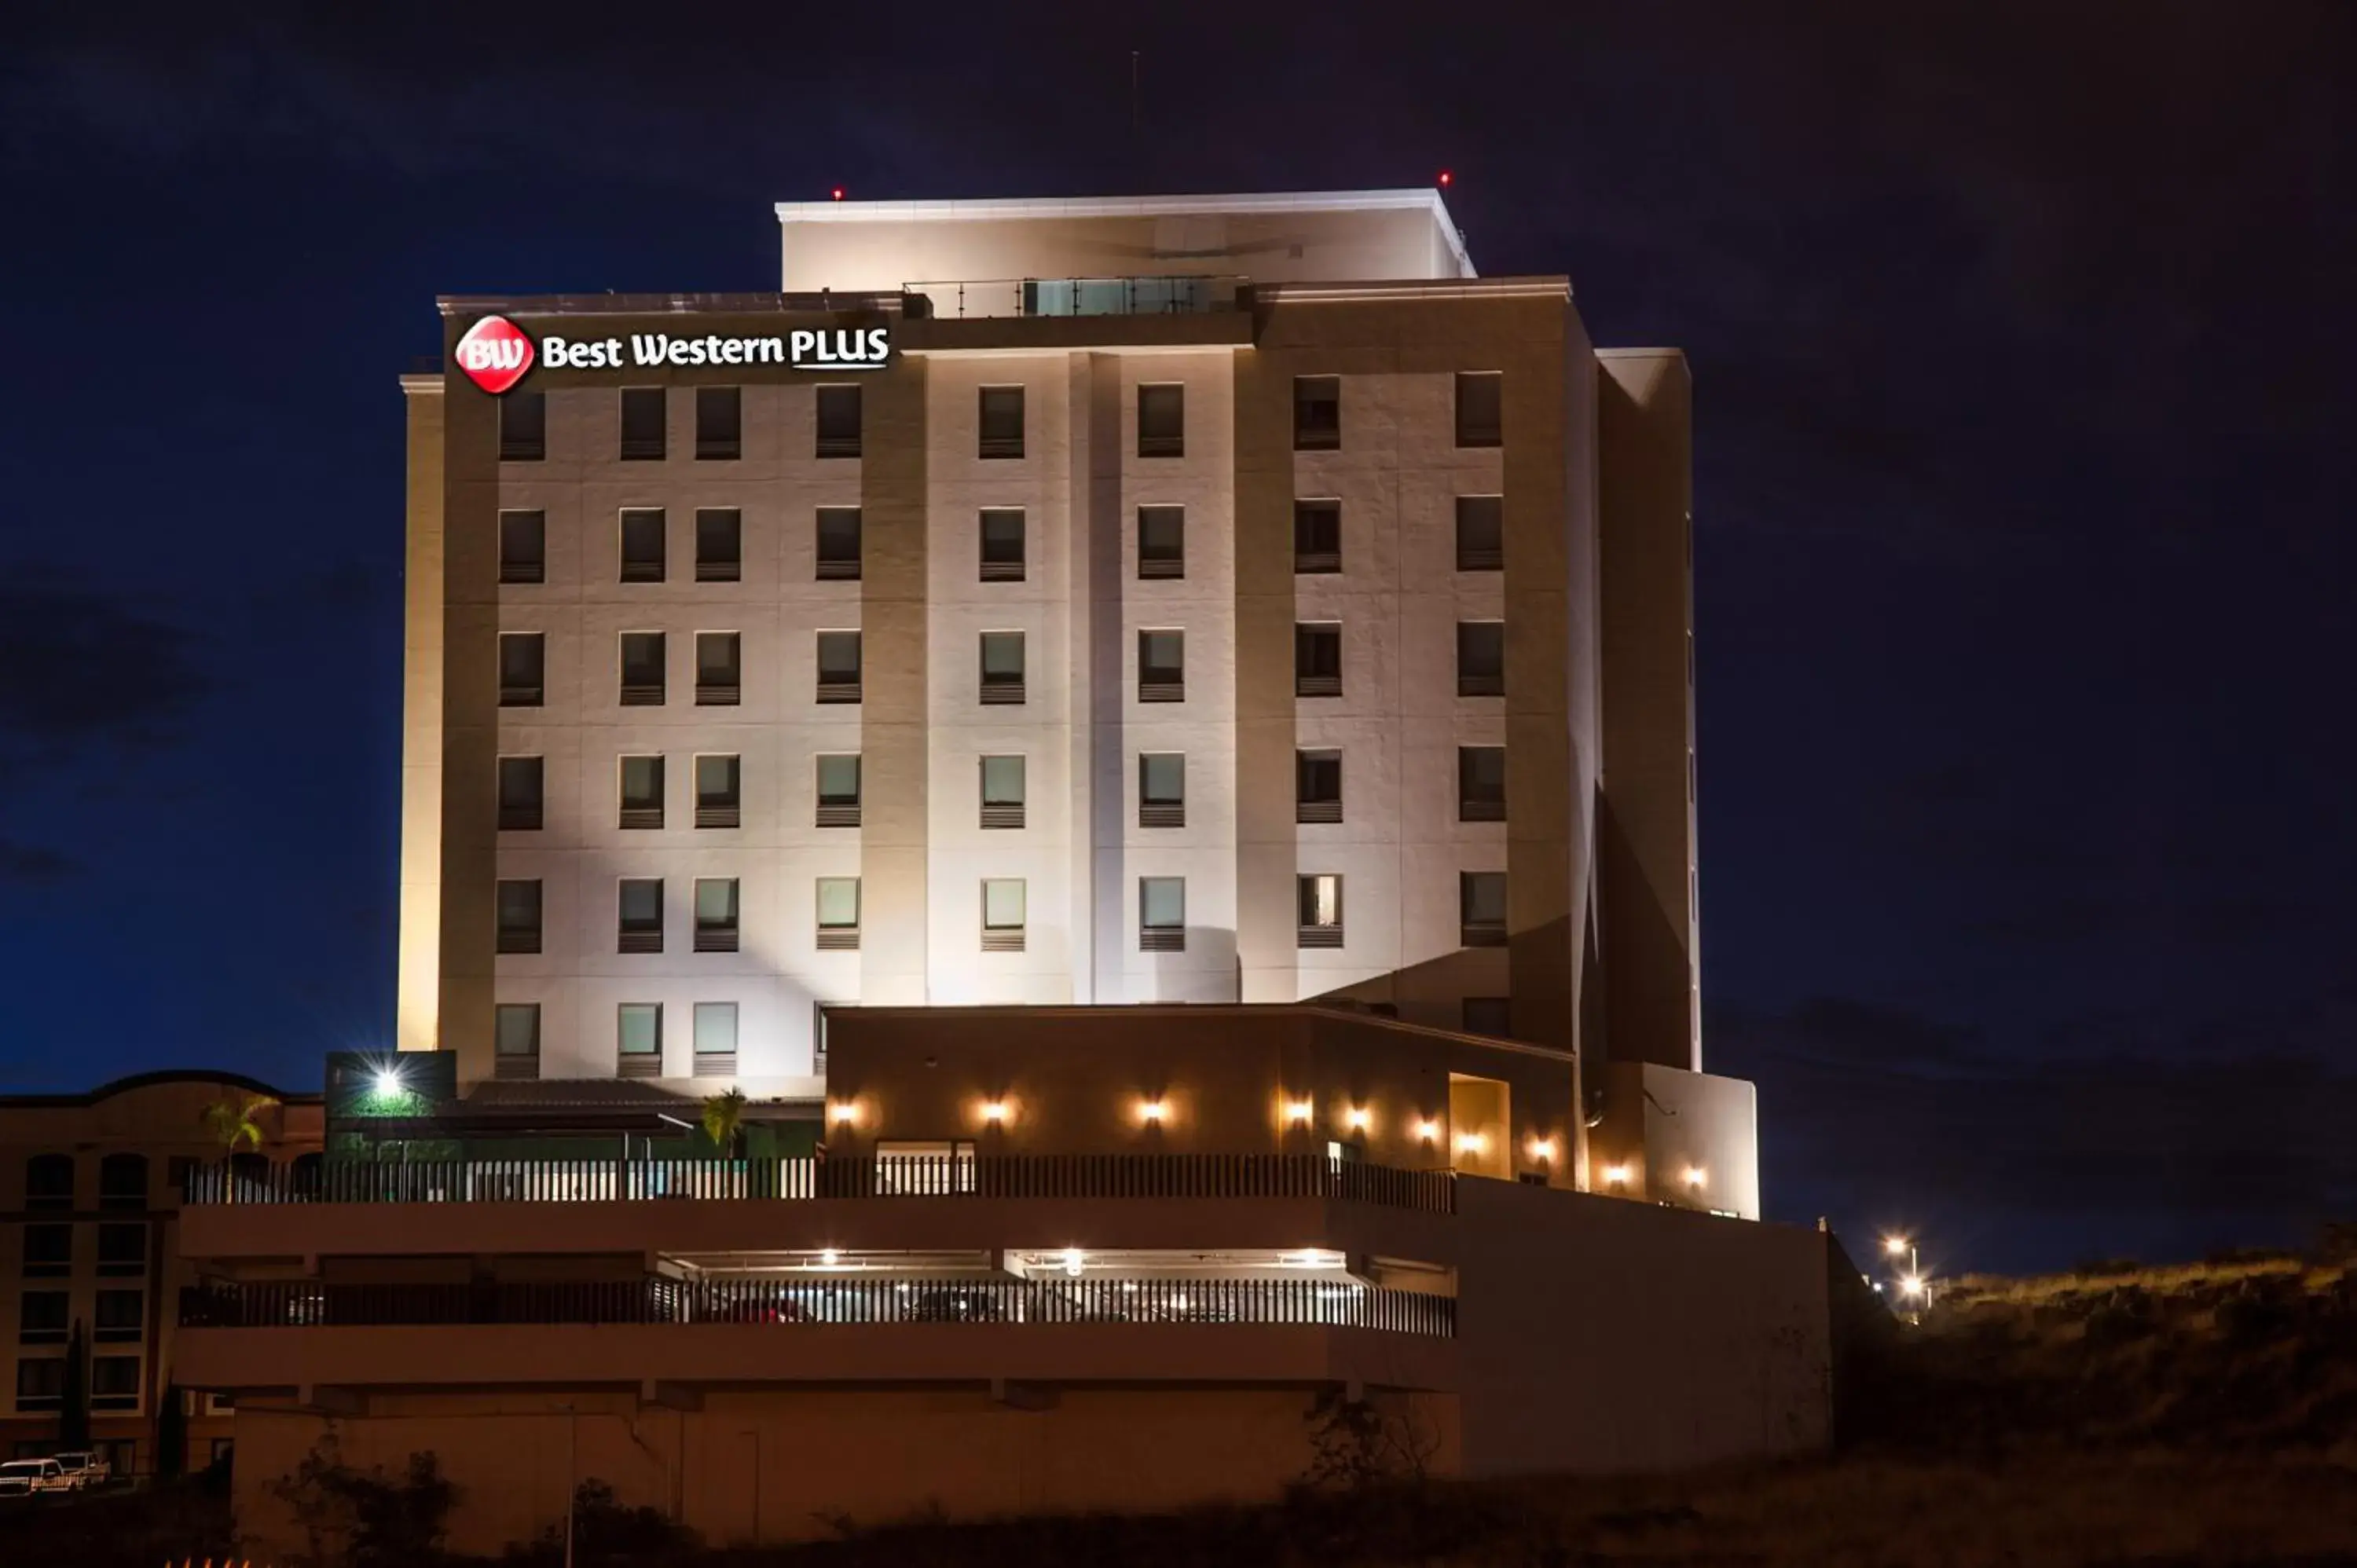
[{"left": 453, "top": 313, "right": 891, "bottom": 396}]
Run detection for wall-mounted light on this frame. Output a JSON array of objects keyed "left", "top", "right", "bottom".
[
  {"left": 1456, "top": 1131, "right": 1486, "bottom": 1155},
  {"left": 829, "top": 1101, "right": 859, "bottom": 1126},
  {"left": 980, "top": 1100, "right": 1008, "bottom": 1124},
  {"left": 1285, "top": 1098, "right": 1313, "bottom": 1123},
  {"left": 1060, "top": 1247, "right": 1084, "bottom": 1278},
  {"left": 1345, "top": 1107, "right": 1371, "bottom": 1131},
  {"left": 819, "top": 1247, "right": 841, "bottom": 1267},
  {"left": 1684, "top": 1166, "right": 1707, "bottom": 1189},
  {"left": 372, "top": 1065, "right": 404, "bottom": 1096},
  {"left": 1138, "top": 1098, "right": 1167, "bottom": 1123},
  {"left": 1417, "top": 1119, "right": 1439, "bottom": 1142},
  {"left": 1602, "top": 1163, "right": 1631, "bottom": 1188},
  {"left": 1529, "top": 1137, "right": 1556, "bottom": 1162}
]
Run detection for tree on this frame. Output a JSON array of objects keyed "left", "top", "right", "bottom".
[
  {"left": 699, "top": 1088, "right": 747, "bottom": 1158},
  {"left": 59, "top": 1320, "right": 90, "bottom": 1452},
  {"left": 200, "top": 1094, "right": 277, "bottom": 1201}
]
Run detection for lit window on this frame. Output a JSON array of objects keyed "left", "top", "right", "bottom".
[
  {"left": 1140, "top": 877, "right": 1186, "bottom": 951},
  {"left": 981, "top": 878, "right": 1027, "bottom": 951},
  {"left": 692, "top": 1002, "right": 738, "bottom": 1072},
  {"left": 695, "top": 879, "right": 741, "bottom": 953},
  {"left": 816, "top": 877, "right": 861, "bottom": 950},
  {"left": 980, "top": 755, "right": 1026, "bottom": 830},
  {"left": 1298, "top": 874, "right": 1343, "bottom": 947}
]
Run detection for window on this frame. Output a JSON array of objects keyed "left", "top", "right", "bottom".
[
  {"left": 692, "top": 1003, "right": 738, "bottom": 1074},
  {"left": 1462, "top": 996, "right": 1512, "bottom": 1039},
  {"left": 1461, "top": 871, "right": 1508, "bottom": 947},
  {"left": 695, "top": 754, "right": 742, "bottom": 829},
  {"left": 1296, "top": 623, "right": 1342, "bottom": 698},
  {"left": 1457, "top": 621, "right": 1505, "bottom": 697},
  {"left": 618, "top": 754, "right": 664, "bottom": 830},
  {"left": 18, "top": 1291, "right": 67, "bottom": 1345},
  {"left": 620, "top": 387, "right": 666, "bottom": 460},
  {"left": 816, "top": 754, "right": 861, "bottom": 827},
  {"left": 497, "top": 756, "right": 544, "bottom": 831},
  {"left": 1296, "top": 749, "right": 1343, "bottom": 823},
  {"left": 979, "top": 508, "right": 1025, "bottom": 581},
  {"left": 816, "top": 631, "right": 862, "bottom": 702},
  {"left": 815, "top": 383, "right": 862, "bottom": 458},
  {"left": 617, "top": 1003, "right": 663, "bottom": 1077},
  {"left": 618, "top": 878, "right": 665, "bottom": 954},
  {"left": 498, "top": 632, "right": 544, "bottom": 707},
  {"left": 619, "top": 508, "right": 666, "bottom": 583},
  {"left": 1138, "top": 383, "right": 1184, "bottom": 457},
  {"left": 695, "top": 387, "right": 741, "bottom": 460},
  {"left": 1139, "top": 753, "right": 1185, "bottom": 828},
  {"left": 1138, "top": 630, "right": 1184, "bottom": 702},
  {"left": 620, "top": 632, "right": 666, "bottom": 705},
  {"left": 495, "top": 879, "right": 542, "bottom": 954},
  {"left": 1293, "top": 376, "right": 1340, "bottom": 450},
  {"left": 695, "top": 878, "right": 741, "bottom": 953},
  {"left": 494, "top": 1004, "right": 541, "bottom": 1079},
  {"left": 696, "top": 632, "right": 742, "bottom": 705},
  {"left": 1138, "top": 505, "right": 1184, "bottom": 579},
  {"left": 981, "top": 878, "right": 1027, "bottom": 951},
  {"left": 695, "top": 508, "right": 742, "bottom": 582},
  {"left": 92, "top": 1355, "right": 140, "bottom": 1411},
  {"left": 16, "top": 1357, "right": 65, "bottom": 1409},
  {"left": 816, "top": 507, "right": 863, "bottom": 581},
  {"left": 1298, "top": 874, "right": 1344, "bottom": 947},
  {"left": 1459, "top": 746, "right": 1506, "bottom": 822},
  {"left": 816, "top": 877, "right": 861, "bottom": 951},
  {"left": 96, "top": 1222, "right": 145, "bottom": 1278},
  {"left": 978, "top": 386, "right": 1025, "bottom": 459},
  {"left": 1456, "top": 495, "right": 1503, "bottom": 571},
  {"left": 1293, "top": 500, "right": 1341, "bottom": 573},
  {"left": 1455, "top": 371, "right": 1503, "bottom": 448},
  {"left": 498, "top": 510, "right": 545, "bottom": 584},
  {"left": 98, "top": 1153, "right": 146, "bottom": 1211},
  {"left": 500, "top": 391, "right": 545, "bottom": 462},
  {"left": 1140, "top": 876, "right": 1186, "bottom": 951},
  {"left": 25, "top": 1153, "right": 72, "bottom": 1209},
  {"left": 980, "top": 755, "right": 1025, "bottom": 830},
  {"left": 979, "top": 631, "right": 1026, "bottom": 705}
]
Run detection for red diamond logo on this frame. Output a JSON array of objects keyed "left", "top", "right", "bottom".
[{"left": 453, "top": 315, "right": 535, "bottom": 395}]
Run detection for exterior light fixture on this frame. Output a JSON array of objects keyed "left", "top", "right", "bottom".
[
  {"left": 1061, "top": 1247, "right": 1084, "bottom": 1278},
  {"left": 819, "top": 1248, "right": 841, "bottom": 1267},
  {"left": 1529, "top": 1137, "right": 1556, "bottom": 1162},
  {"left": 1417, "top": 1119, "right": 1439, "bottom": 1142},
  {"left": 1285, "top": 1099, "right": 1313, "bottom": 1123},
  {"left": 981, "top": 1101, "right": 1007, "bottom": 1123},
  {"left": 1899, "top": 1274, "right": 1926, "bottom": 1300},
  {"left": 1883, "top": 1235, "right": 1910, "bottom": 1258},
  {"left": 1345, "top": 1107, "right": 1370, "bottom": 1130},
  {"left": 1138, "top": 1098, "right": 1166, "bottom": 1123},
  {"left": 372, "top": 1065, "right": 403, "bottom": 1096},
  {"left": 1602, "top": 1163, "right": 1631, "bottom": 1188},
  {"left": 1684, "top": 1166, "right": 1707, "bottom": 1189},
  {"left": 1456, "top": 1131, "right": 1486, "bottom": 1155},
  {"left": 829, "top": 1101, "right": 858, "bottom": 1126}
]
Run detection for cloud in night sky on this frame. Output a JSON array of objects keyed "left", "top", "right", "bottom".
[{"left": 0, "top": 581, "right": 212, "bottom": 760}]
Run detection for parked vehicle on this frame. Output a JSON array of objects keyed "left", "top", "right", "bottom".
[
  {"left": 50, "top": 1451, "right": 109, "bottom": 1489},
  {"left": 906, "top": 1288, "right": 1004, "bottom": 1322},
  {"left": 0, "top": 1459, "right": 71, "bottom": 1497}
]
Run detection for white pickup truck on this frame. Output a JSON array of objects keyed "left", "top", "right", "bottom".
[
  {"left": 0, "top": 1458, "right": 72, "bottom": 1497},
  {"left": 50, "top": 1450, "right": 111, "bottom": 1489}
]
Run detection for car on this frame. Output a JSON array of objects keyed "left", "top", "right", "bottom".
[
  {"left": 50, "top": 1451, "right": 109, "bottom": 1489},
  {"left": 0, "top": 1459, "right": 71, "bottom": 1497},
  {"left": 905, "top": 1288, "right": 1004, "bottom": 1323}
]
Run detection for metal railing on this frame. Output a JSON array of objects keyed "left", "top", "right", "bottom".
[
  {"left": 906, "top": 276, "right": 1247, "bottom": 321},
  {"left": 181, "top": 1275, "right": 1453, "bottom": 1337},
  {"left": 183, "top": 1153, "right": 1454, "bottom": 1214}
]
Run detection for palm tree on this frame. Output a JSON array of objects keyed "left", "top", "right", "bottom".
[
  {"left": 200, "top": 1094, "right": 277, "bottom": 1201},
  {"left": 700, "top": 1087, "right": 747, "bottom": 1159}
]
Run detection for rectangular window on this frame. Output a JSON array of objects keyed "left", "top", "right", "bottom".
[
  {"left": 1458, "top": 746, "right": 1506, "bottom": 822},
  {"left": 96, "top": 1222, "right": 145, "bottom": 1278},
  {"left": 98, "top": 1155, "right": 145, "bottom": 1211},
  {"left": 617, "top": 1003, "right": 663, "bottom": 1077},
  {"left": 1139, "top": 753, "right": 1185, "bottom": 828},
  {"left": 816, "top": 754, "right": 861, "bottom": 828},
  {"left": 498, "top": 510, "right": 545, "bottom": 584},
  {"left": 619, "top": 508, "right": 666, "bottom": 583},
  {"left": 618, "top": 878, "right": 664, "bottom": 954},
  {"left": 978, "top": 508, "right": 1026, "bottom": 581},
  {"left": 816, "top": 507, "right": 862, "bottom": 581},
  {"left": 816, "top": 630, "right": 862, "bottom": 702},
  {"left": 981, "top": 878, "right": 1027, "bottom": 951},
  {"left": 1295, "top": 623, "right": 1342, "bottom": 698},
  {"left": 695, "top": 753, "right": 742, "bottom": 829},
  {"left": 978, "top": 386, "right": 1025, "bottom": 459},
  {"left": 1139, "top": 876, "right": 1186, "bottom": 951},
  {"left": 493, "top": 1003, "right": 541, "bottom": 1079},
  {"left": 1457, "top": 621, "right": 1505, "bottom": 697},
  {"left": 1456, "top": 495, "right": 1503, "bottom": 571},
  {"left": 1293, "top": 376, "right": 1340, "bottom": 450},
  {"left": 1455, "top": 371, "right": 1503, "bottom": 448},
  {"left": 500, "top": 391, "right": 545, "bottom": 462},
  {"left": 1138, "top": 629, "right": 1184, "bottom": 702},
  {"left": 17, "top": 1291, "right": 67, "bottom": 1345},
  {"left": 620, "top": 631, "right": 667, "bottom": 705},
  {"left": 495, "top": 879, "right": 542, "bottom": 954},
  {"left": 816, "top": 877, "right": 861, "bottom": 950},
  {"left": 695, "top": 386, "right": 742, "bottom": 460},
  {"left": 1462, "top": 996, "right": 1512, "bottom": 1039},
  {"left": 979, "top": 631, "right": 1025, "bottom": 705},
  {"left": 618, "top": 754, "right": 664, "bottom": 829},
  {"left": 498, "top": 632, "right": 544, "bottom": 707},
  {"left": 1296, "top": 749, "right": 1343, "bottom": 823},
  {"left": 25, "top": 1156, "right": 71, "bottom": 1208},
  {"left": 619, "top": 387, "right": 666, "bottom": 460},
  {"left": 1293, "top": 499, "right": 1341, "bottom": 573},
  {"left": 1137, "top": 383, "right": 1184, "bottom": 457},
  {"left": 695, "top": 632, "right": 742, "bottom": 706},
  {"left": 693, "top": 1002, "right": 739, "bottom": 1073},
  {"left": 694, "top": 878, "right": 741, "bottom": 953},
  {"left": 815, "top": 383, "right": 862, "bottom": 458},
  {"left": 1138, "top": 505, "right": 1185, "bottom": 579},
  {"left": 497, "top": 756, "right": 544, "bottom": 831},
  {"left": 1297, "top": 874, "right": 1344, "bottom": 947},
  {"left": 695, "top": 508, "right": 742, "bottom": 582},
  {"left": 980, "top": 755, "right": 1026, "bottom": 830},
  {"left": 93, "top": 1290, "right": 145, "bottom": 1343},
  {"left": 16, "top": 1357, "right": 65, "bottom": 1409},
  {"left": 1461, "top": 870, "right": 1508, "bottom": 947}
]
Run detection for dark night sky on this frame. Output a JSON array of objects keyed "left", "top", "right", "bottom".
[{"left": 2, "top": 2, "right": 2349, "bottom": 1274}]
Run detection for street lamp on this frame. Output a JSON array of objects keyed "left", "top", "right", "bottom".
[{"left": 1884, "top": 1235, "right": 1927, "bottom": 1320}]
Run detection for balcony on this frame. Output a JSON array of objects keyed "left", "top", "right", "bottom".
[{"left": 905, "top": 276, "right": 1246, "bottom": 321}]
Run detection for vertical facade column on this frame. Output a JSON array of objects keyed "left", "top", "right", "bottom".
[
  {"left": 1071, "top": 354, "right": 1124, "bottom": 1002},
  {"left": 1231, "top": 347, "right": 1299, "bottom": 1002},
  {"left": 438, "top": 358, "right": 502, "bottom": 1081},
  {"left": 860, "top": 357, "right": 932, "bottom": 1004},
  {"left": 398, "top": 380, "right": 446, "bottom": 1057}
]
